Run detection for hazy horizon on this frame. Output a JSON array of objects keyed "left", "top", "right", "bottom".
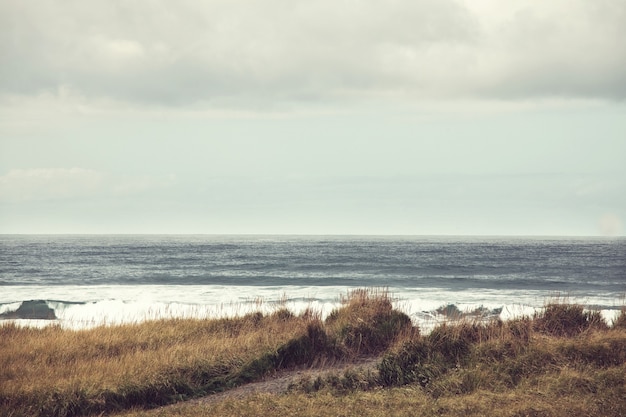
[
  {"left": 1, "top": 1, "right": 625, "bottom": 236},
  {"left": 2, "top": 233, "right": 624, "bottom": 239}
]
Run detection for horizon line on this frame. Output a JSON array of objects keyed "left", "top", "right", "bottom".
[{"left": 1, "top": 233, "right": 624, "bottom": 238}]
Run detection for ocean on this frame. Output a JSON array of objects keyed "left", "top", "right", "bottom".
[{"left": 1, "top": 235, "right": 624, "bottom": 331}]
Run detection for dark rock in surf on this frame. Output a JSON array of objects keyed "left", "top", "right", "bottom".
[
  {"left": 436, "top": 304, "right": 463, "bottom": 319},
  {"left": 0, "top": 300, "right": 57, "bottom": 320}
]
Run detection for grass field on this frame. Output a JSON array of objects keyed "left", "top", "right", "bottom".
[{"left": 2, "top": 290, "right": 625, "bottom": 417}]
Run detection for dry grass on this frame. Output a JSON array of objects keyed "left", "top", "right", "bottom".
[
  {"left": 121, "top": 301, "right": 625, "bottom": 417},
  {"left": 120, "top": 379, "right": 626, "bottom": 417},
  {"left": 3, "top": 295, "right": 626, "bottom": 417},
  {"left": 0, "top": 289, "right": 409, "bottom": 417},
  {"left": 0, "top": 311, "right": 313, "bottom": 417}
]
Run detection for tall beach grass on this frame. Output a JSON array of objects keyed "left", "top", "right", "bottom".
[{"left": 1, "top": 290, "right": 625, "bottom": 417}]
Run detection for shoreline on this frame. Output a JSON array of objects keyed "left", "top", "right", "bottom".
[{"left": 1, "top": 292, "right": 623, "bottom": 332}]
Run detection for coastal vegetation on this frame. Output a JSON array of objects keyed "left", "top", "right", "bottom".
[{"left": 1, "top": 290, "right": 625, "bottom": 417}]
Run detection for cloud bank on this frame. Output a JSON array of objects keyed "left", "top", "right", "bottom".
[{"left": 1, "top": 0, "right": 625, "bottom": 109}]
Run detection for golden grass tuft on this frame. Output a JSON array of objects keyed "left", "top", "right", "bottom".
[{"left": 325, "top": 288, "right": 415, "bottom": 356}]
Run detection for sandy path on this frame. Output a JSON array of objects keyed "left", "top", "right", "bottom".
[{"left": 191, "top": 358, "right": 380, "bottom": 405}]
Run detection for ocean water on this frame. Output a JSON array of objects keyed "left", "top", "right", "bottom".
[{"left": 1, "top": 235, "right": 624, "bottom": 331}]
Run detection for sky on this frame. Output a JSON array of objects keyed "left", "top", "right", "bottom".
[{"left": 1, "top": 0, "right": 625, "bottom": 235}]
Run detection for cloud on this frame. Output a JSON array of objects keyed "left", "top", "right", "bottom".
[
  {"left": 1, "top": 0, "right": 624, "bottom": 109},
  {"left": 471, "top": 0, "right": 626, "bottom": 100}
]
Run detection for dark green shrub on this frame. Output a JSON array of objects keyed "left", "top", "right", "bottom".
[
  {"left": 377, "top": 339, "right": 441, "bottom": 387},
  {"left": 326, "top": 290, "right": 414, "bottom": 356},
  {"left": 338, "top": 310, "right": 412, "bottom": 355},
  {"left": 427, "top": 323, "right": 472, "bottom": 363},
  {"left": 533, "top": 304, "right": 608, "bottom": 337}
]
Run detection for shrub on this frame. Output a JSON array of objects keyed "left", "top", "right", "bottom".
[
  {"left": 533, "top": 303, "right": 608, "bottom": 337},
  {"left": 326, "top": 289, "right": 414, "bottom": 356},
  {"left": 377, "top": 339, "right": 445, "bottom": 388},
  {"left": 427, "top": 323, "right": 472, "bottom": 363}
]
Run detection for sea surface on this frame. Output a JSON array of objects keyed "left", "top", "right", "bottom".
[{"left": 1, "top": 235, "right": 624, "bottom": 330}]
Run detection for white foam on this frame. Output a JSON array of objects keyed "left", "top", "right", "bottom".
[
  {"left": 1, "top": 285, "right": 622, "bottom": 331},
  {"left": 0, "top": 301, "right": 22, "bottom": 315}
]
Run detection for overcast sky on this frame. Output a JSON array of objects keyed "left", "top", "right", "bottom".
[{"left": 1, "top": 0, "right": 625, "bottom": 235}]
